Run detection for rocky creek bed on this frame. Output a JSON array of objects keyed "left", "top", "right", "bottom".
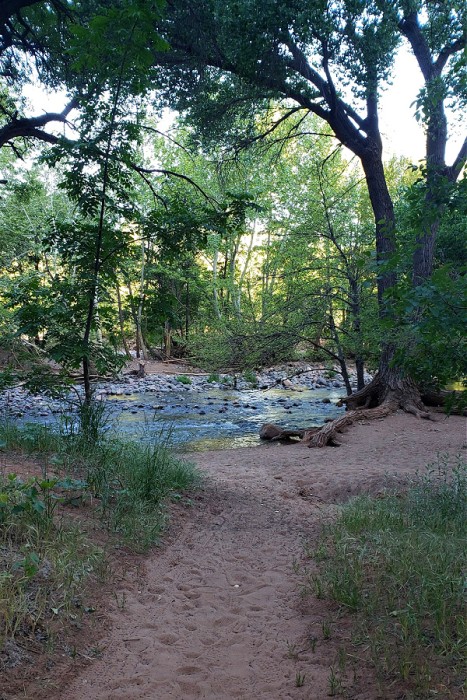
[{"left": 1, "top": 363, "right": 371, "bottom": 450}]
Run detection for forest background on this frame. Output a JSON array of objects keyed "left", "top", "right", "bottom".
[
  {"left": 0, "top": 5, "right": 466, "bottom": 697},
  {"left": 0, "top": 0, "right": 465, "bottom": 431}
]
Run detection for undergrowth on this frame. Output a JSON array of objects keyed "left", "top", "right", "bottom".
[
  {"left": 0, "top": 406, "right": 201, "bottom": 550},
  {"left": 0, "top": 403, "right": 201, "bottom": 667},
  {"left": 303, "top": 455, "right": 466, "bottom": 698}
]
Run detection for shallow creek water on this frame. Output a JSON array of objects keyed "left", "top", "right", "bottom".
[
  {"left": 106, "top": 386, "right": 344, "bottom": 451},
  {"left": 3, "top": 367, "right": 348, "bottom": 451}
]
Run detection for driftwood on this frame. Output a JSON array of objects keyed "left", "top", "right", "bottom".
[{"left": 68, "top": 374, "right": 108, "bottom": 381}]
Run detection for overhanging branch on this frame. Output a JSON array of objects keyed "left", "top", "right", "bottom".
[
  {"left": 0, "top": 1, "right": 42, "bottom": 26},
  {"left": 0, "top": 98, "right": 78, "bottom": 148}
]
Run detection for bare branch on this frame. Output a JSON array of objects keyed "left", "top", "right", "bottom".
[
  {"left": 130, "top": 164, "right": 220, "bottom": 206},
  {"left": 446, "top": 137, "right": 467, "bottom": 182},
  {"left": 236, "top": 106, "right": 305, "bottom": 149},
  {"left": 139, "top": 124, "right": 195, "bottom": 158},
  {"left": 435, "top": 37, "right": 465, "bottom": 74}
]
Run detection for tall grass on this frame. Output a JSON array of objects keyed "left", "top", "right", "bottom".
[
  {"left": 0, "top": 404, "right": 201, "bottom": 663},
  {"left": 0, "top": 407, "right": 201, "bottom": 550},
  {"left": 0, "top": 468, "right": 105, "bottom": 656},
  {"left": 304, "top": 455, "right": 466, "bottom": 697},
  {"left": 77, "top": 437, "right": 202, "bottom": 550},
  {"left": 0, "top": 420, "right": 61, "bottom": 455}
]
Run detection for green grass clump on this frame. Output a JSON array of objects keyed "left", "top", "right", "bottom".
[
  {"left": 305, "top": 455, "right": 466, "bottom": 697},
  {"left": 175, "top": 374, "right": 192, "bottom": 385},
  {"left": 0, "top": 421, "right": 61, "bottom": 454},
  {"left": 242, "top": 369, "right": 258, "bottom": 386},
  {"left": 0, "top": 407, "right": 201, "bottom": 664},
  {"left": 81, "top": 438, "right": 201, "bottom": 550}
]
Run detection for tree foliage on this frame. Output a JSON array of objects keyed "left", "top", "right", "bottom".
[{"left": 0, "top": 0, "right": 465, "bottom": 404}]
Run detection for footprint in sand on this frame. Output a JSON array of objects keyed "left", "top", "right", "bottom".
[
  {"left": 177, "top": 665, "right": 204, "bottom": 676},
  {"left": 157, "top": 633, "right": 179, "bottom": 645}
]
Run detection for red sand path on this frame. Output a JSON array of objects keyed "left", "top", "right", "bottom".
[{"left": 56, "top": 413, "right": 466, "bottom": 700}]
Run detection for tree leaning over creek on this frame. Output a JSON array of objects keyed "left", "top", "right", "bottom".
[
  {"left": 148, "top": 0, "right": 466, "bottom": 444},
  {"left": 0, "top": 1, "right": 465, "bottom": 441}
]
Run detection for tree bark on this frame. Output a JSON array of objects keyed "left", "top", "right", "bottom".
[
  {"left": 116, "top": 282, "right": 131, "bottom": 359},
  {"left": 360, "top": 150, "right": 397, "bottom": 308},
  {"left": 355, "top": 357, "right": 365, "bottom": 392}
]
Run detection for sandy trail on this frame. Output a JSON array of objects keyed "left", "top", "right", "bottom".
[{"left": 58, "top": 413, "right": 465, "bottom": 700}]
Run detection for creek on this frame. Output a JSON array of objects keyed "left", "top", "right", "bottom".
[
  {"left": 106, "top": 385, "right": 344, "bottom": 451},
  {"left": 3, "top": 365, "right": 352, "bottom": 450}
]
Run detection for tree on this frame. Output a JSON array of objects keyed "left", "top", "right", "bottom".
[
  {"left": 0, "top": 1, "right": 166, "bottom": 152},
  {"left": 150, "top": 0, "right": 466, "bottom": 441},
  {"left": 270, "top": 143, "right": 381, "bottom": 393},
  {"left": 0, "top": 0, "right": 79, "bottom": 151}
]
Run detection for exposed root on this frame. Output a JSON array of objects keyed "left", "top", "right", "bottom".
[
  {"left": 261, "top": 371, "right": 441, "bottom": 449},
  {"left": 303, "top": 401, "right": 397, "bottom": 448},
  {"left": 340, "top": 374, "right": 383, "bottom": 411},
  {"left": 402, "top": 403, "right": 437, "bottom": 420}
]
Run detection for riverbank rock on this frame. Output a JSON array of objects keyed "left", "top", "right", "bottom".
[{"left": 259, "top": 423, "right": 305, "bottom": 441}]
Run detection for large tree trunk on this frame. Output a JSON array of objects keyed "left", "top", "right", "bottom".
[
  {"left": 304, "top": 362, "right": 434, "bottom": 448},
  {"left": 303, "top": 145, "right": 434, "bottom": 447},
  {"left": 360, "top": 150, "right": 397, "bottom": 306}
]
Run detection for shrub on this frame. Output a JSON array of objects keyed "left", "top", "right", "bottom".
[
  {"left": 175, "top": 374, "right": 192, "bottom": 385},
  {"left": 242, "top": 369, "right": 258, "bottom": 386}
]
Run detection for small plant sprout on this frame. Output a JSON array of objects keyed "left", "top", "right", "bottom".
[
  {"left": 286, "top": 641, "right": 300, "bottom": 660},
  {"left": 328, "top": 666, "right": 343, "bottom": 696},
  {"left": 295, "top": 671, "right": 305, "bottom": 687},
  {"left": 292, "top": 557, "right": 300, "bottom": 574},
  {"left": 308, "top": 635, "right": 318, "bottom": 653},
  {"left": 312, "top": 574, "right": 324, "bottom": 598}
]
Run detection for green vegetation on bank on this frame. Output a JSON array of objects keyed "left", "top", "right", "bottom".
[
  {"left": 302, "top": 456, "right": 466, "bottom": 697},
  {"left": 0, "top": 411, "right": 201, "bottom": 660},
  {"left": 0, "top": 417, "right": 201, "bottom": 549}
]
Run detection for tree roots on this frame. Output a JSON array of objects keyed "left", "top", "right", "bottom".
[
  {"left": 260, "top": 372, "right": 446, "bottom": 449},
  {"left": 303, "top": 402, "right": 396, "bottom": 447},
  {"left": 302, "top": 371, "right": 438, "bottom": 448}
]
